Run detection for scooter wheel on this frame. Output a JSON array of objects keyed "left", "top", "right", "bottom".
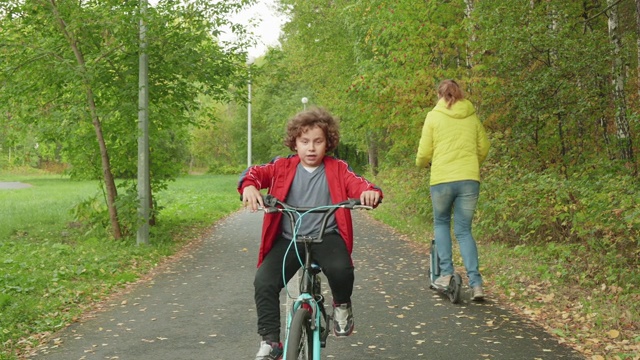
[{"left": 448, "top": 273, "right": 463, "bottom": 304}]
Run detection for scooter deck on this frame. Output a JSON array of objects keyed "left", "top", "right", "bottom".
[
  {"left": 428, "top": 273, "right": 463, "bottom": 304},
  {"left": 430, "top": 283, "right": 451, "bottom": 291}
]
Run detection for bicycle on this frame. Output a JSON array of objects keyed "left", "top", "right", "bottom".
[{"left": 260, "top": 194, "right": 373, "bottom": 360}]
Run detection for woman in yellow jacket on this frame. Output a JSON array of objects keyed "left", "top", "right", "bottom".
[{"left": 416, "top": 79, "right": 490, "bottom": 300}]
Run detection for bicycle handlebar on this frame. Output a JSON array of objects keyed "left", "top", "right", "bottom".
[
  {"left": 259, "top": 194, "right": 373, "bottom": 243},
  {"left": 261, "top": 194, "right": 373, "bottom": 213}
]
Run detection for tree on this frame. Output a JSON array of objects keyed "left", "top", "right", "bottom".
[
  {"left": 637, "top": 0, "right": 640, "bottom": 98},
  {"left": 607, "top": 0, "right": 634, "bottom": 161},
  {"left": 275, "top": 0, "right": 475, "bottom": 172},
  {"left": 0, "top": 0, "right": 254, "bottom": 237}
]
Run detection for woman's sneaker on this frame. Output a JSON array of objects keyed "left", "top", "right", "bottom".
[
  {"left": 433, "top": 274, "right": 452, "bottom": 287},
  {"left": 472, "top": 285, "right": 485, "bottom": 301},
  {"left": 254, "top": 340, "right": 283, "bottom": 360},
  {"left": 333, "top": 303, "right": 354, "bottom": 336}
]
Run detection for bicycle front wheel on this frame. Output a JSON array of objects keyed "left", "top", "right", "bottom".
[{"left": 286, "top": 307, "right": 314, "bottom": 360}]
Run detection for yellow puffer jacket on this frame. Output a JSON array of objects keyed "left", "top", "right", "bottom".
[{"left": 416, "top": 98, "right": 490, "bottom": 186}]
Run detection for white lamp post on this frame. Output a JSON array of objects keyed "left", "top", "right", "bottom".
[{"left": 301, "top": 97, "right": 308, "bottom": 111}]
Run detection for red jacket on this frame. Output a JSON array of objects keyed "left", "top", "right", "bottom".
[{"left": 237, "top": 155, "right": 383, "bottom": 266}]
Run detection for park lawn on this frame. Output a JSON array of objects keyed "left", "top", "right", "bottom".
[{"left": 0, "top": 174, "right": 241, "bottom": 360}]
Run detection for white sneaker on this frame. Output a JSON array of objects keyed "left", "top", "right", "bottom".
[
  {"left": 333, "top": 303, "right": 354, "bottom": 336},
  {"left": 433, "top": 275, "right": 452, "bottom": 287},
  {"left": 254, "top": 340, "right": 283, "bottom": 360}
]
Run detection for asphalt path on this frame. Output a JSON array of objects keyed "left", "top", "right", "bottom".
[
  {"left": 0, "top": 182, "right": 32, "bottom": 189},
  {"left": 30, "top": 210, "right": 584, "bottom": 360}
]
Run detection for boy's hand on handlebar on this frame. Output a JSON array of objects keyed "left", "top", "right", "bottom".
[
  {"left": 242, "top": 185, "right": 264, "bottom": 212},
  {"left": 360, "top": 190, "right": 381, "bottom": 207}
]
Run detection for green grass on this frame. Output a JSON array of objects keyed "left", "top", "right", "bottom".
[
  {"left": 0, "top": 175, "right": 96, "bottom": 242},
  {"left": 0, "top": 173, "right": 241, "bottom": 359}
]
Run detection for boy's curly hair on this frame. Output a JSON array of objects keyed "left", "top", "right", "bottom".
[{"left": 284, "top": 107, "right": 340, "bottom": 152}]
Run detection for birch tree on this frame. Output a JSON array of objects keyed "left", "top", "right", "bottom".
[{"left": 607, "top": 0, "right": 633, "bottom": 160}]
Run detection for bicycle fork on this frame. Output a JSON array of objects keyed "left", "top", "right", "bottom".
[
  {"left": 283, "top": 278, "right": 329, "bottom": 359},
  {"left": 309, "top": 265, "right": 330, "bottom": 348},
  {"left": 284, "top": 296, "right": 324, "bottom": 359}
]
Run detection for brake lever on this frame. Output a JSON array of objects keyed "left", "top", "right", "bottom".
[
  {"left": 263, "top": 194, "right": 278, "bottom": 207},
  {"left": 257, "top": 206, "right": 280, "bottom": 214}
]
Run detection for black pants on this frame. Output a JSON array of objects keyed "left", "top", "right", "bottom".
[{"left": 253, "top": 232, "right": 354, "bottom": 341}]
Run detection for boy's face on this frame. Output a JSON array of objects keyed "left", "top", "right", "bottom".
[{"left": 295, "top": 125, "right": 327, "bottom": 167}]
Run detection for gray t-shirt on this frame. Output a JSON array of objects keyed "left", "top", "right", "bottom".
[{"left": 281, "top": 163, "right": 338, "bottom": 240}]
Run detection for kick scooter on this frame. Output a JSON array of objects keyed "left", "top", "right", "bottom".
[{"left": 427, "top": 239, "right": 463, "bottom": 304}]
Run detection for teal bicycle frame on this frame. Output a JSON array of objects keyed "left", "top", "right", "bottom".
[{"left": 284, "top": 254, "right": 326, "bottom": 360}]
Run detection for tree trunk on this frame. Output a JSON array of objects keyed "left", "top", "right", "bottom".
[
  {"left": 557, "top": 113, "right": 568, "bottom": 179},
  {"left": 464, "top": 0, "right": 475, "bottom": 71},
  {"left": 607, "top": 0, "right": 634, "bottom": 161},
  {"left": 148, "top": 184, "right": 156, "bottom": 226},
  {"left": 637, "top": 0, "right": 640, "bottom": 98},
  {"left": 464, "top": 0, "right": 476, "bottom": 98},
  {"left": 368, "top": 132, "right": 379, "bottom": 176},
  {"left": 49, "top": 0, "right": 123, "bottom": 239}
]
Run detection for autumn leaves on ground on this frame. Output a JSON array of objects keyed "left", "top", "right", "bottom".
[{"left": 475, "top": 242, "right": 639, "bottom": 360}]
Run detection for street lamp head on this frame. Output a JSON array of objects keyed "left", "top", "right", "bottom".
[{"left": 247, "top": 55, "right": 255, "bottom": 66}]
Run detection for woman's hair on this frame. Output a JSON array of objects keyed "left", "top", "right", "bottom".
[
  {"left": 284, "top": 107, "right": 340, "bottom": 152},
  {"left": 437, "top": 79, "right": 465, "bottom": 109}
]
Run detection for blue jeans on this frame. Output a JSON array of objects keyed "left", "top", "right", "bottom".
[{"left": 430, "top": 180, "right": 482, "bottom": 288}]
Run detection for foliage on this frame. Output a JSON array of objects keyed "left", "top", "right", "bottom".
[
  {"left": 236, "top": 0, "right": 640, "bottom": 177},
  {"left": 209, "top": 163, "right": 247, "bottom": 176},
  {"left": 473, "top": 0, "right": 621, "bottom": 175},
  {"left": 0, "top": 0, "right": 255, "bottom": 237},
  {"left": 0, "top": 174, "right": 241, "bottom": 359},
  {"left": 367, "top": 165, "right": 430, "bottom": 238},
  {"left": 0, "top": 0, "right": 252, "bottom": 179},
  {"left": 70, "top": 193, "right": 110, "bottom": 236},
  {"left": 188, "top": 98, "right": 248, "bottom": 170},
  {"left": 477, "top": 137, "right": 640, "bottom": 255}
]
